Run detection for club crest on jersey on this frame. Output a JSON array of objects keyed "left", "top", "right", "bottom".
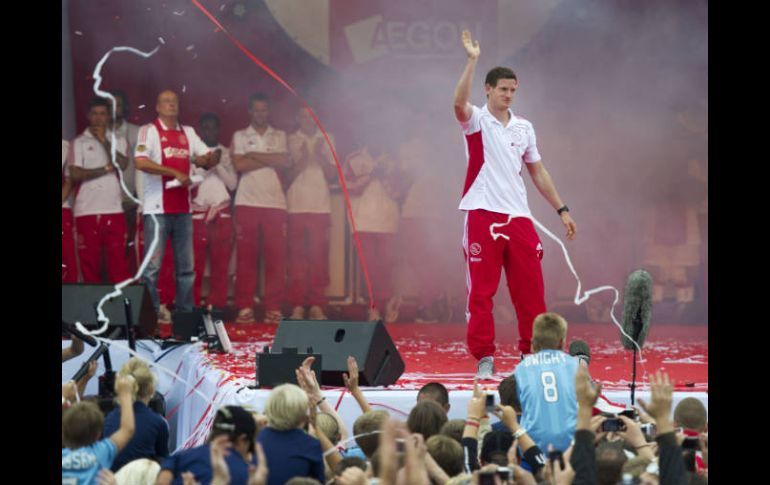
[
  {"left": 536, "top": 242, "right": 543, "bottom": 260},
  {"left": 470, "top": 243, "right": 482, "bottom": 256},
  {"left": 178, "top": 134, "right": 187, "bottom": 145},
  {"left": 161, "top": 136, "right": 168, "bottom": 142}
]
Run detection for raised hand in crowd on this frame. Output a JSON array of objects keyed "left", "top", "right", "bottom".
[
  {"left": 209, "top": 434, "right": 232, "bottom": 485},
  {"left": 343, "top": 355, "right": 372, "bottom": 413},
  {"left": 247, "top": 442, "right": 269, "bottom": 485},
  {"left": 638, "top": 370, "right": 674, "bottom": 434},
  {"left": 62, "top": 335, "right": 84, "bottom": 362},
  {"left": 543, "top": 448, "right": 575, "bottom": 485},
  {"left": 617, "top": 415, "right": 655, "bottom": 460},
  {"left": 400, "top": 431, "right": 430, "bottom": 485}
]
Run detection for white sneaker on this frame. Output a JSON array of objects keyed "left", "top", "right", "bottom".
[
  {"left": 476, "top": 356, "right": 494, "bottom": 380},
  {"left": 290, "top": 306, "right": 305, "bottom": 320},
  {"left": 158, "top": 304, "right": 172, "bottom": 323}
]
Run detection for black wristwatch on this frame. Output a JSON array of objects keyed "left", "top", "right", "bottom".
[{"left": 557, "top": 205, "right": 569, "bottom": 215}]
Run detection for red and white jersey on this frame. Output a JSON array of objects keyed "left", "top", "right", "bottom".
[
  {"left": 458, "top": 104, "right": 541, "bottom": 218},
  {"left": 68, "top": 129, "right": 128, "bottom": 217},
  {"left": 287, "top": 129, "right": 335, "bottom": 214},
  {"left": 191, "top": 143, "right": 237, "bottom": 212},
  {"left": 134, "top": 119, "right": 211, "bottom": 215},
  {"left": 346, "top": 148, "right": 400, "bottom": 233},
  {"left": 62, "top": 139, "right": 71, "bottom": 209},
  {"left": 232, "top": 125, "right": 288, "bottom": 210}
]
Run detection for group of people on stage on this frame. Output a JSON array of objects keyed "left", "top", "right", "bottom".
[{"left": 62, "top": 88, "right": 455, "bottom": 326}]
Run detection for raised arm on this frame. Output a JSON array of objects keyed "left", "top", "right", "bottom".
[
  {"left": 343, "top": 356, "right": 372, "bottom": 414},
  {"left": 108, "top": 375, "right": 136, "bottom": 452},
  {"left": 453, "top": 29, "right": 480, "bottom": 123}
]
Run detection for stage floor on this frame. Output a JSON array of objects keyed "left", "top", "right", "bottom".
[{"left": 164, "top": 321, "right": 707, "bottom": 393}]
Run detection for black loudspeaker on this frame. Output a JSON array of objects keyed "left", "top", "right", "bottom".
[
  {"left": 61, "top": 284, "right": 157, "bottom": 338},
  {"left": 172, "top": 309, "right": 204, "bottom": 340},
  {"left": 271, "top": 320, "right": 405, "bottom": 387},
  {"left": 256, "top": 348, "right": 323, "bottom": 389}
]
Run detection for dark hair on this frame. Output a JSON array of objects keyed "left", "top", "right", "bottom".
[
  {"left": 596, "top": 442, "right": 627, "bottom": 485},
  {"left": 673, "top": 397, "right": 707, "bottom": 432},
  {"left": 199, "top": 112, "right": 220, "bottom": 127},
  {"left": 407, "top": 400, "right": 448, "bottom": 440},
  {"left": 480, "top": 430, "right": 514, "bottom": 466},
  {"left": 333, "top": 456, "right": 367, "bottom": 477},
  {"left": 88, "top": 96, "right": 111, "bottom": 111},
  {"left": 484, "top": 67, "right": 517, "bottom": 88},
  {"left": 110, "top": 90, "right": 129, "bottom": 117},
  {"left": 211, "top": 406, "right": 257, "bottom": 453},
  {"left": 417, "top": 382, "right": 450, "bottom": 409},
  {"left": 248, "top": 92, "right": 269, "bottom": 107},
  {"left": 498, "top": 375, "right": 521, "bottom": 412}
]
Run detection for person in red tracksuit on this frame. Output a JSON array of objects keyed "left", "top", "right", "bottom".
[
  {"left": 68, "top": 97, "right": 131, "bottom": 284},
  {"left": 191, "top": 113, "right": 238, "bottom": 309},
  {"left": 454, "top": 30, "right": 577, "bottom": 379},
  {"left": 62, "top": 138, "right": 78, "bottom": 282},
  {"left": 285, "top": 107, "right": 337, "bottom": 321},
  {"left": 231, "top": 92, "right": 289, "bottom": 324}
]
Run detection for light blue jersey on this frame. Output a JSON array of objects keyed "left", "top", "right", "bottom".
[
  {"left": 514, "top": 349, "right": 579, "bottom": 452},
  {"left": 62, "top": 438, "right": 116, "bottom": 485}
]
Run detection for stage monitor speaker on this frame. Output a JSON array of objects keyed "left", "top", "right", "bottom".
[
  {"left": 172, "top": 309, "right": 204, "bottom": 341},
  {"left": 271, "top": 320, "right": 404, "bottom": 387},
  {"left": 61, "top": 283, "right": 157, "bottom": 338}
]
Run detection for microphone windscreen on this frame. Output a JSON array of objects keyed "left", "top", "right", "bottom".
[{"left": 621, "top": 269, "right": 653, "bottom": 350}]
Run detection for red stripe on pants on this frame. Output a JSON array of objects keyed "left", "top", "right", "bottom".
[
  {"left": 358, "top": 232, "right": 395, "bottom": 307},
  {"left": 464, "top": 210, "right": 545, "bottom": 358},
  {"left": 75, "top": 213, "right": 130, "bottom": 283},
  {"left": 62, "top": 208, "right": 78, "bottom": 282},
  {"left": 287, "top": 213, "right": 330, "bottom": 307},
  {"left": 234, "top": 206, "right": 287, "bottom": 311},
  {"left": 193, "top": 213, "right": 234, "bottom": 307}
]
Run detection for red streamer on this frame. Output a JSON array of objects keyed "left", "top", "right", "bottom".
[{"left": 190, "top": 0, "right": 375, "bottom": 309}]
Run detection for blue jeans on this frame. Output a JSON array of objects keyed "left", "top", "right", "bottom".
[{"left": 142, "top": 213, "right": 195, "bottom": 312}]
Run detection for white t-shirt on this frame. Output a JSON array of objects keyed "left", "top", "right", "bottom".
[
  {"left": 346, "top": 148, "right": 400, "bottom": 233},
  {"left": 286, "top": 129, "right": 335, "bottom": 214},
  {"left": 232, "top": 125, "right": 288, "bottom": 210},
  {"left": 62, "top": 139, "right": 71, "bottom": 209},
  {"left": 458, "top": 104, "right": 541, "bottom": 218},
  {"left": 192, "top": 143, "right": 237, "bottom": 212},
  {"left": 68, "top": 129, "right": 128, "bottom": 217},
  {"left": 399, "top": 137, "right": 443, "bottom": 219},
  {"left": 134, "top": 120, "right": 211, "bottom": 215}
]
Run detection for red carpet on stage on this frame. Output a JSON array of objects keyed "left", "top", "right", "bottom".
[{"left": 161, "top": 322, "right": 707, "bottom": 393}]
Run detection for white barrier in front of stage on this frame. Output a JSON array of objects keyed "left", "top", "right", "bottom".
[{"left": 62, "top": 341, "right": 708, "bottom": 453}]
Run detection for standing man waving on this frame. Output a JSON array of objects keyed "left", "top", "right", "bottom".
[{"left": 453, "top": 30, "right": 577, "bottom": 378}]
